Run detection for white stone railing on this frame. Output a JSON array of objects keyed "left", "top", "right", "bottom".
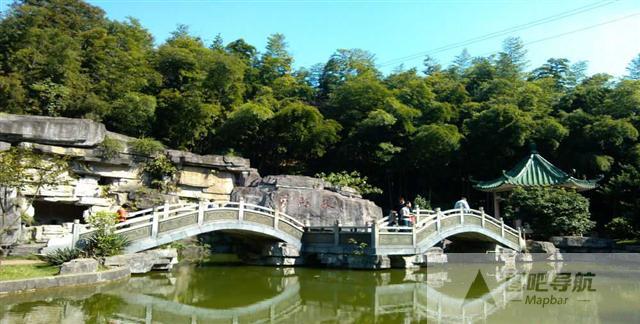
[
  {"left": 72, "top": 200, "right": 306, "bottom": 248},
  {"left": 375, "top": 207, "right": 523, "bottom": 252},
  {"left": 68, "top": 203, "right": 523, "bottom": 253}
]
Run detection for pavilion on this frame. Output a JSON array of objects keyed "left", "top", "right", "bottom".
[{"left": 472, "top": 148, "right": 601, "bottom": 219}]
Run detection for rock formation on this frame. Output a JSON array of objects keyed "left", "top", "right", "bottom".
[
  {"left": 232, "top": 175, "right": 382, "bottom": 226},
  {"left": 0, "top": 114, "right": 383, "bottom": 249}
]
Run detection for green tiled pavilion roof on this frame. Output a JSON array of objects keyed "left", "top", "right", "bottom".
[{"left": 473, "top": 151, "right": 601, "bottom": 192}]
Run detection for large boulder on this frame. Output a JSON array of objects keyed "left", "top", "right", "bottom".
[
  {"left": 0, "top": 114, "right": 105, "bottom": 147},
  {"left": 528, "top": 240, "right": 557, "bottom": 253},
  {"left": 231, "top": 175, "right": 383, "bottom": 226},
  {"left": 59, "top": 258, "right": 99, "bottom": 275},
  {"left": 550, "top": 236, "right": 614, "bottom": 250}
]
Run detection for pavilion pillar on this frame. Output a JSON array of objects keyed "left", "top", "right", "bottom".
[{"left": 493, "top": 192, "right": 501, "bottom": 219}]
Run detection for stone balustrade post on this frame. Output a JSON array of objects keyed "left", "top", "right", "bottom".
[
  {"left": 412, "top": 218, "right": 417, "bottom": 247},
  {"left": 435, "top": 208, "right": 442, "bottom": 232},
  {"left": 274, "top": 209, "right": 280, "bottom": 229},
  {"left": 152, "top": 206, "right": 159, "bottom": 239},
  {"left": 370, "top": 222, "right": 377, "bottom": 248},
  {"left": 197, "top": 200, "right": 205, "bottom": 226},
  {"left": 163, "top": 202, "right": 169, "bottom": 220},
  {"left": 479, "top": 207, "right": 485, "bottom": 228},
  {"left": 501, "top": 218, "right": 505, "bottom": 237},
  {"left": 238, "top": 198, "right": 245, "bottom": 221},
  {"left": 518, "top": 227, "right": 523, "bottom": 248},
  {"left": 460, "top": 207, "right": 465, "bottom": 225},
  {"left": 71, "top": 219, "right": 80, "bottom": 247}
]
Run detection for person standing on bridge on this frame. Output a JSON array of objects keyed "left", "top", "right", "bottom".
[
  {"left": 390, "top": 197, "right": 406, "bottom": 227},
  {"left": 454, "top": 197, "right": 470, "bottom": 211},
  {"left": 400, "top": 201, "right": 414, "bottom": 226},
  {"left": 117, "top": 204, "right": 129, "bottom": 223}
]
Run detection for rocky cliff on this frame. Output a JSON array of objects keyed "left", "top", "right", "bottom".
[{"left": 0, "top": 114, "right": 383, "bottom": 246}]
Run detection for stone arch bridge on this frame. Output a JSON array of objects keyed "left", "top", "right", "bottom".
[{"left": 54, "top": 201, "right": 524, "bottom": 255}]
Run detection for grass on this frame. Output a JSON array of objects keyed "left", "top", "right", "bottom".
[{"left": 0, "top": 264, "right": 59, "bottom": 281}]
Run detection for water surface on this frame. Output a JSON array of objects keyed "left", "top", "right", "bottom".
[{"left": 1, "top": 257, "right": 640, "bottom": 323}]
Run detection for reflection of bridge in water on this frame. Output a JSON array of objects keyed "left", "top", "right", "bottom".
[
  {"left": 1, "top": 262, "right": 606, "bottom": 324},
  {"left": 99, "top": 265, "right": 531, "bottom": 323}
]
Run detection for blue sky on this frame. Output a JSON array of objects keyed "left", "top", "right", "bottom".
[{"left": 1, "top": 0, "right": 639, "bottom": 76}]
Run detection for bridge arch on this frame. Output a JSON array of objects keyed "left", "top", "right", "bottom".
[
  {"left": 126, "top": 220, "right": 303, "bottom": 253},
  {"left": 417, "top": 223, "right": 522, "bottom": 252}
]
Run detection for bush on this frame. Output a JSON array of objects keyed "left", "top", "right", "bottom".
[
  {"left": 315, "top": 170, "right": 382, "bottom": 196},
  {"left": 84, "top": 232, "right": 130, "bottom": 257},
  {"left": 41, "top": 247, "right": 83, "bottom": 265},
  {"left": 98, "top": 137, "right": 124, "bottom": 159},
  {"left": 605, "top": 217, "right": 635, "bottom": 239},
  {"left": 142, "top": 154, "right": 177, "bottom": 190},
  {"left": 82, "top": 211, "right": 129, "bottom": 257},
  {"left": 503, "top": 187, "right": 595, "bottom": 238},
  {"left": 413, "top": 194, "right": 432, "bottom": 210},
  {"left": 128, "top": 137, "right": 165, "bottom": 157}
]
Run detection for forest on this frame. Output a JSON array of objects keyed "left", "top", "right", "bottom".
[{"left": 1, "top": 0, "right": 640, "bottom": 237}]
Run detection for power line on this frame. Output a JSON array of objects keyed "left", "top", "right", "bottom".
[
  {"left": 475, "top": 12, "right": 640, "bottom": 59},
  {"left": 378, "top": 0, "right": 619, "bottom": 67}
]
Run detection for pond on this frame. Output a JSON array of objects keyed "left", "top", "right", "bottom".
[{"left": 1, "top": 256, "right": 640, "bottom": 323}]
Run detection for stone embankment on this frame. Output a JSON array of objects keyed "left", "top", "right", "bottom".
[
  {"left": 0, "top": 248, "right": 178, "bottom": 295},
  {"left": 0, "top": 266, "right": 130, "bottom": 295}
]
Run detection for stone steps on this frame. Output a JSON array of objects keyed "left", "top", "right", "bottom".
[{"left": 8, "top": 243, "right": 47, "bottom": 256}]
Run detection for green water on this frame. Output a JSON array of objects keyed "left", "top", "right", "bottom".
[{"left": 1, "top": 259, "right": 640, "bottom": 323}]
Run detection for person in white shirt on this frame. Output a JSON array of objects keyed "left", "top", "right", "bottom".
[
  {"left": 454, "top": 197, "right": 470, "bottom": 210},
  {"left": 400, "top": 201, "right": 413, "bottom": 226}
]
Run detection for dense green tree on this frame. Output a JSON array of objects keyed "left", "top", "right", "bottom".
[
  {"left": 5, "top": 0, "right": 640, "bottom": 236},
  {"left": 262, "top": 102, "right": 341, "bottom": 173},
  {"left": 318, "top": 49, "right": 376, "bottom": 99},
  {"left": 504, "top": 187, "right": 594, "bottom": 238},
  {"left": 154, "top": 89, "right": 220, "bottom": 150},
  {"left": 215, "top": 102, "right": 273, "bottom": 157}
]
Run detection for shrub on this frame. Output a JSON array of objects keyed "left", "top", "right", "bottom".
[
  {"left": 41, "top": 247, "right": 83, "bottom": 265},
  {"left": 315, "top": 171, "right": 382, "bottom": 196},
  {"left": 82, "top": 211, "right": 129, "bottom": 257},
  {"left": 98, "top": 137, "right": 124, "bottom": 159},
  {"left": 128, "top": 137, "right": 165, "bottom": 157},
  {"left": 605, "top": 217, "right": 635, "bottom": 239},
  {"left": 503, "top": 187, "right": 595, "bottom": 239},
  {"left": 413, "top": 194, "right": 432, "bottom": 210},
  {"left": 85, "top": 211, "right": 118, "bottom": 231},
  {"left": 85, "top": 232, "right": 130, "bottom": 257},
  {"left": 142, "top": 154, "right": 177, "bottom": 190}
]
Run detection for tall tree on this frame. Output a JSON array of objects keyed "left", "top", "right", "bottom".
[
  {"left": 259, "top": 33, "right": 293, "bottom": 85},
  {"left": 422, "top": 55, "right": 441, "bottom": 76},
  {"left": 496, "top": 36, "right": 527, "bottom": 78},
  {"left": 626, "top": 54, "right": 640, "bottom": 80}
]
